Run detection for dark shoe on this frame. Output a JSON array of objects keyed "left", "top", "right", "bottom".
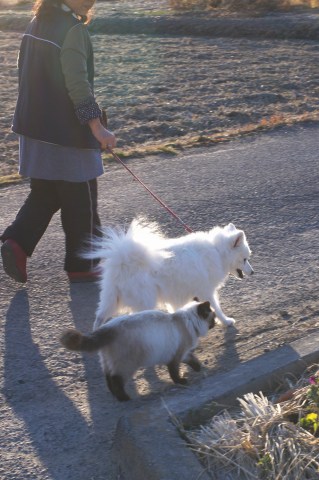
[
  {"left": 1, "top": 239, "right": 27, "bottom": 283},
  {"left": 67, "top": 271, "right": 100, "bottom": 283}
]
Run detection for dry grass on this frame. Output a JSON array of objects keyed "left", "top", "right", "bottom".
[
  {"left": 1, "top": 110, "right": 318, "bottom": 187},
  {"left": 3, "top": 0, "right": 318, "bottom": 10},
  {"left": 103, "top": 110, "right": 319, "bottom": 161},
  {"left": 185, "top": 365, "right": 319, "bottom": 479},
  {"left": 0, "top": 173, "right": 23, "bottom": 186},
  {"left": 169, "top": 0, "right": 319, "bottom": 12},
  {"left": 0, "top": 0, "right": 30, "bottom": 7}
]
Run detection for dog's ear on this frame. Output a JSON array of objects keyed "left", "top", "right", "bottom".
[
  {"left": 232, "top": 231, "right": 244, "bottom": 248},
  {"left": 197, "top": 301, "right": 212, "bottom": 319},
  {"left": 225, "top": 223, "right": 236, "bottom": 231}
]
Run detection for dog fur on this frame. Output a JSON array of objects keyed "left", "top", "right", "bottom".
[
  {"left": 60, "top": 299, "right": 216, "bottom": 401},
  {"left": 89, "top": 218, "right": 253, "bottom": 330}
]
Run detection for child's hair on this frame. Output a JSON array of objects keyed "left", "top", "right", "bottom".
[
  {"left": 33, "top": 0, "right": 61, "bottom": 16},
  {"left": 32, "top": 0, "right": 92, "bottom": 23}
]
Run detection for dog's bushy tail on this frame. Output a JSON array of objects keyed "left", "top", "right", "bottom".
[
  {"left": 60, "top": 328, "right": 114, "bottom": 352},
  {"left": 84, "top": 217, "right": 171, "bottom": 269}
]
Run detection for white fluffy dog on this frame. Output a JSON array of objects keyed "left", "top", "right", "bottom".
[{"left": 90, "top": 218, "right": 254, "bottom": 330}]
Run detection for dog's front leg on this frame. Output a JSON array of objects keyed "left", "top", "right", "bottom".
[{"left": 211, "top": 293, "right": 235, "bottom": 327}]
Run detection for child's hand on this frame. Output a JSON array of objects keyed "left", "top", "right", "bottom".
[{"left": 88, "top": 118, "right": 117, "bottom": 150}]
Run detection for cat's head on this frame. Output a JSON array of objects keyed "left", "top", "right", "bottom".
[{"left": 193, "top": 297, "right": 215, "bottom": 329}]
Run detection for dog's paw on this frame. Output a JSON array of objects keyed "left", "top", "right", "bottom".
[{"left": 223, "top": 317, "right": 236, "bottom": 327}]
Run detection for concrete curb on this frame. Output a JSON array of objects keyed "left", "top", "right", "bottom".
[{"left": 112, "top": 331, "right": 319, "bottom": 480}]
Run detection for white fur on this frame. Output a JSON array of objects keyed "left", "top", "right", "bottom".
[
  {"left": 98, "top": 299, "right": 213, "bottom": 378},
  {"left": 91, "top": 218, "right": 253, "bottom": 329}
]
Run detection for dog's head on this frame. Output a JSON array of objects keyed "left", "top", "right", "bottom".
[{"left": 224, "top": 223, "right": 254, "bottom": 279}]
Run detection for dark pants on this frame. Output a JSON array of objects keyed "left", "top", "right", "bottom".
[{"left": 0, "top": 178, "right": 101, "bottom": 272}]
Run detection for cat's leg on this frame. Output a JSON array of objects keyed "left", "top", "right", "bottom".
[
  {"left": 167, "top": 359, "right": 187, "bottom": 385},
  {"left": 105, "top": 374, "right": 115, "bottom": 395},
  {"left": 105, "top": 373, "right": 130, "bottom": 401},
  {"left": 109, "top": 374, "right": 130, "bottom": 401},
  {"left": 184, "top": 352, "right": 201, "bottom": 372}
]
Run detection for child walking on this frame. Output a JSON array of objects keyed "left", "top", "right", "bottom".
[{"left": 1, "top": 0, "right": 116, "bottom": 283}]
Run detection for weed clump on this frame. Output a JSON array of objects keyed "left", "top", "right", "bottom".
[
  {"left": 186, "top": 365, "right": 319, "bottom": 479},
  {"left": 169, "top": 0, "right": 319, "bottom": 12}
]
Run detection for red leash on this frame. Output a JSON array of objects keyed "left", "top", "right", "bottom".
[{"left": 106, "top": 146, "right": 193, "bottom": 234}]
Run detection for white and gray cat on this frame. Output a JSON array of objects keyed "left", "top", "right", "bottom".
[{"left": 60, "top": 298, "right": 215, "bottom": 401}]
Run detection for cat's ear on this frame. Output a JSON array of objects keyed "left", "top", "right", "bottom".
[
  {"left": 193, "top": 296, "right": 200, "bottom": 302},
  {"left": 197, "top": 301, "right": 211, "bottom": 319}
]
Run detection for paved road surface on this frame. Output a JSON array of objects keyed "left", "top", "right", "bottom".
[{"left": 0, "top": 124, "right": 318, "bottom": 479}]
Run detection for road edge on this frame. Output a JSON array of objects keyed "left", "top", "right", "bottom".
[{"left": 112, "top": 330, "right": 319, "bottom": 479}]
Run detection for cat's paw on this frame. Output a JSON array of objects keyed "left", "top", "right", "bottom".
[
  {"left": 188, "top": 359, "right": 201, "bottom": 372},
  {"left": 177, "top": 377, "right": 188, "bottom": 385}
]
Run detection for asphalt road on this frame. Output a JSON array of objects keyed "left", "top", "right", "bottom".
[{"left": 0, "top": 123, "right": 318, "bottom": 479}]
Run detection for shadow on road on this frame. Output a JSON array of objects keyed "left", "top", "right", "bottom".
[
  {"left": 3, "top": 288, "right": 118, "bottom": 479},
  {"left": 216, "top": 324, "right": 241, "bottom": 372},
  {"left": 68, "top": 282, "right": 118, "bottom": 408}
]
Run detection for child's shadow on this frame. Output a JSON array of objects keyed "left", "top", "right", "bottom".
[
  {"left": 3, "top": 289, "right": 108, "bottom": 479},
  {"left": 68, "top": 283, "right": 123, "bottom": 408}
]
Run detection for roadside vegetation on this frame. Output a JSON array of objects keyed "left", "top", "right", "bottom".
[
  {"left": 186, "top": 365, "right": 319, "bottom": 479},
  {"left": 169, "top": 0, "right": 319, "bottom": 12},
  {"left": 2, "top": 0, "right": 319, "bottom": 10}
]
